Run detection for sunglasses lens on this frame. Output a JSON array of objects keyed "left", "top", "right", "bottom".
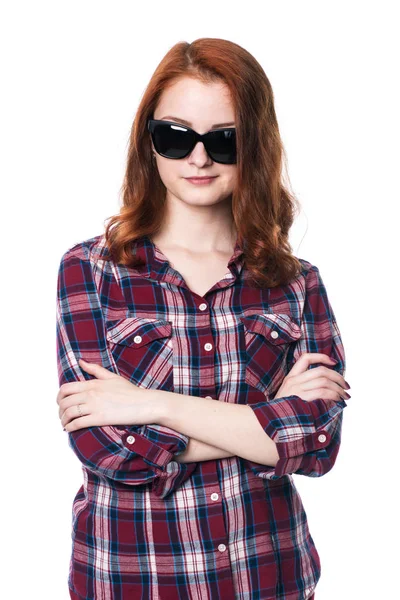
[
  {"left": 152, "top": 123, "right": 194, "bottom": 159},
  {"left": 206, "top": 129, "right": 236, "bottom": 164}
]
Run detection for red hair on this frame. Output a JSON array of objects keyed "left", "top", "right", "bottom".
[{"left": 102, "top": 37, "right": 303, "bottom": 288}]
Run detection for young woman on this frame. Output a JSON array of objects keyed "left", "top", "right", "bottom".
[{"left": 56, "top": 37, "right": 350, "bottom": 600}]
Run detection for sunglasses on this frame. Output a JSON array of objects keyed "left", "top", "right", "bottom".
[{"left": 147, "top": 119, "right": 237, "bottom": 164}]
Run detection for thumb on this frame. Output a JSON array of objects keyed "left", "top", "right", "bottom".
[{"left": 78, "top": 358, "right": 117, "bottom": 379}]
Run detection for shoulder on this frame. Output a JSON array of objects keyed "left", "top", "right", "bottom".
[
  {"left": 296, "top": 256, "right": 319, "bottom": 275},
  {"left": 293, "top": 257, "right": 335, "bottom": 313},
  {"left": 291, "top": 257, "right": 321, "bottom": 289},
  {"left": 58, "top": 232, "right": 109, "bottom": 266},
  {"left": 290, "top": 257, "right": 330, "bottom": 302}
]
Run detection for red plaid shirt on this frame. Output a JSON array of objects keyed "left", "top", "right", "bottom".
[{"left": 56, "top": 232, "right": 347, "bottom": 599}]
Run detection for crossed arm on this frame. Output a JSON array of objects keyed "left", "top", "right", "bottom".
[
  {"left": 176, "top": 437, "right": 234, "bottom": 463},
  {"left": 149, "top": 390, "right": 281, "bottom": 466},
  {"left": 57, "top": 247, "right": 346, "bottom": 498}
]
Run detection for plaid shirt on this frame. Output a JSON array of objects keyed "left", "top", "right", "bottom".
[{"left": 56, "top": 232, "right": 347, "bottom": 600}]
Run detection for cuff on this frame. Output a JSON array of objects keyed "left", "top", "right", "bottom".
[{"left": 122, "top": 424, "right": 190, "bottom": 470}]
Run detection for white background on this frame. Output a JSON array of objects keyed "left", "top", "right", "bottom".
[{"left": 2, "top": 1, "right": 398, "bottom": 598}]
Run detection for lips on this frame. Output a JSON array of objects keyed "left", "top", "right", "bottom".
[{"left": 185, "top": 176, "right": 217, "bottom": 180}]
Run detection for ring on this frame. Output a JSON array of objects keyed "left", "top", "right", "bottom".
[{"left": 77, "top": 404, "right": 83, "bottom": 418}]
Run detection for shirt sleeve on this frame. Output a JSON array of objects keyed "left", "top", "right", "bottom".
[
  {"left": 56, "top": 243, "right": 197, "bottom": 499},
  {"left": 246, "top": 263, "right": 348, "bottom": 480}
]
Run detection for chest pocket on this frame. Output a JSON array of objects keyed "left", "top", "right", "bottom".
[
  {"left": 240, "top": 312, "right": 302, "bottom": 397},
  {"left": 105, "top": 317, "right": 174, "bottom": 391}
]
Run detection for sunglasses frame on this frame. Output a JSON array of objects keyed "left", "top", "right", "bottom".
[{"left": 147, "top": 118, "right": 237, "bottom": 164}]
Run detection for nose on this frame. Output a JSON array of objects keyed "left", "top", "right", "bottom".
[{"left": 188, "top": 141, "right": 213, "bottom": 166}]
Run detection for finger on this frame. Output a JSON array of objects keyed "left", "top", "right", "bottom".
[
  {"left": 58, "top": 390, "right": 89, "bottom": 420},
  {"left": 289, "top": 353, "right": 338, "bottom": 377},
  {"left": 79, "top": 358, "right": 117, "bottom": 380},
  {"left": 64, "top": 414, "right": 95, "bottom": 432},
  {"left": 61, "top": 399, "right": 89, "bottom": 427},
  {"left": 299, "top": 386, "right": 346, "bottom": 403},
  {"left": 57, "top": 381, "right": 91, "bottom": 404},
  {"left": 299, "top": 365, "right": 349, "bottom": 391},
  {"left": 299, "top": 376, "right": 350, "bottom": 400}
]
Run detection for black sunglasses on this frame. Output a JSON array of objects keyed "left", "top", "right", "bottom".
[{"left": 147, "top": 119, "right": 237, "bottom": 164}]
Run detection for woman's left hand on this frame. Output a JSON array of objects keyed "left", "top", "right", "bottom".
[{"left": 57, "top": 358, "right": 158, "bottom": 432}]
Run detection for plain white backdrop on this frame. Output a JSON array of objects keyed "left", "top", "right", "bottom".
[{"left": 2, "top": 1, "right": 398, "bottom": 598}]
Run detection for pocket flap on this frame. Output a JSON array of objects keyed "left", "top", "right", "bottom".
[
  {"left": 106, "top": 317, "right": 172, "bottom": 348},
  {"left": 240, "top": 312, "right": 302, "bottom": 345}
]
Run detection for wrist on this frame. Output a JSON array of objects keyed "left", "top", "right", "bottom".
[{"left": 146, "top": 387, "right": 174, "bottom": 425}]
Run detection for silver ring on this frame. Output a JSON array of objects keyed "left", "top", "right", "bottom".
[{"left": 77, "top": 404, "right": 83, "bottom": 418}]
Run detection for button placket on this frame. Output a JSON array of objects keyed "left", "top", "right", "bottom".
[{"left": 197, "top": 297, "right": 228, "bottom": 559}]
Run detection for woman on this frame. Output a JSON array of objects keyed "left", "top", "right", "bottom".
[{"left": 56, "top": 38, "right": 350, "bottom": 600}]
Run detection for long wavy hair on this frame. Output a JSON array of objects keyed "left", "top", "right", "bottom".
[{"left": 102, "top": 37, "right": 303, "bottom": 288}]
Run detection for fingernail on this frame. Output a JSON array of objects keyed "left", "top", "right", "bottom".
[
  {"left": 344, "top": 392, "right": 351, "bottom": 399},
  {"left": 344, "top": 380, "right": 351, "bottom": 389},
  {"left": 329, "top": 358, "right": 338, "bottom": 363}
]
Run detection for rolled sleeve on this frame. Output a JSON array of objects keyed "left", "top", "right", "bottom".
[
  {"left": 246, "top": 263, "right": 348, "bottom": 480},
  {"left": 248, "top": 394, "right": 346, "bottom": 478}
]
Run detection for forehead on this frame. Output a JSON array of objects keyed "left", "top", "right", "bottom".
[{"left": 155, "top": 77, "right": 235, "bottom": 127}]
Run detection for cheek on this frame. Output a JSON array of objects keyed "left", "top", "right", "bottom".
[
  {"left": 155, "top": 159, "right": 176, "bottom": 187},
  {"left": 219, "top": 169, "right": 237, "bottom": 193}
]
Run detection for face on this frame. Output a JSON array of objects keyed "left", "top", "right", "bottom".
[{"left": 151, "top": 77, "right": 237, "bottom": 208}]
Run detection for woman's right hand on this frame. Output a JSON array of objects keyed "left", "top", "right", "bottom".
[{"left": 274, "top": 353, "right": 350, "bottom": 403}]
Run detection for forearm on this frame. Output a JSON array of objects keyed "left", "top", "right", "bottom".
[
  {"left": 175, "top": 437, "right": 235, "bottom": 463},
  {"left": 151, "top": 390, "right": 279, "bottom": 467}
]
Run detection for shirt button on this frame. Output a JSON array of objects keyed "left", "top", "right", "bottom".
[
  {"left": 199, "top": 303, "right": 208, "bottom": 311},
  {"left": 270, "top": 330, "right": 279, "bottom": 339},
  {"left": 204, "top": 342, "right": 213, "bottom": 351},
  {"left": 211, "top": 493, "right": 219, "bottom": 501},
  {"left": 126, "top": 435, "right": 135, "bottom": 444},
  {"left": 205, "top": 395, "right": 213, "bottom": 399},
  {"left": 218, "top": 544, "right": 226, "bottom": 552},
  {"left": 133, "top": 335, "right": 142, "bottom": 344},
  {"left": 318, "top": 433, "right": 327, "bottom": 443}
]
